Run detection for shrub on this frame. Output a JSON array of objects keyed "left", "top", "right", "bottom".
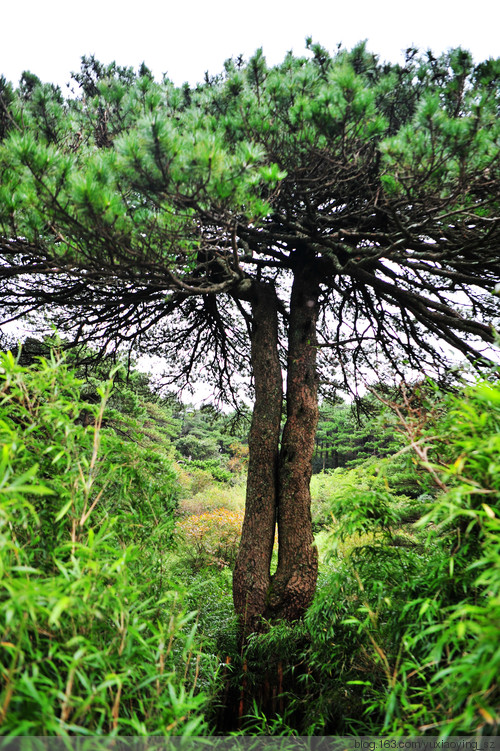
[
  {"left": 0, "top": 351, "right": 211, "bottom": 736},
  {"left": 303, "top": 375, "right": 500, "bottom": 736},
  {"left": 227, "top": 441, "right": 249, "bottom": 475},
  {"left": 187, "top": 459, "right": 233, "bottom": 484},
  {"left": 175, "top": 508, "right": 244, "bottom": 570},
  {"left": 311, "top": 458, "right": 415, "bottom": 534}
]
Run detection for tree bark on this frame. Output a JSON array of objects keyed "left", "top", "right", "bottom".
[
  {"left": 266, "top": 270, "right": 320, "bottom": 621},
  {"left": 233, "top": 270, "right": 320, "bottom": 629},
  {"left": 233, "top": 282, "right": 282, "bottom": 634}
]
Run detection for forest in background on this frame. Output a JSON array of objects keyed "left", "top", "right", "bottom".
[{"left": 0, "top": 343, "right": 498, "bottom": 737}]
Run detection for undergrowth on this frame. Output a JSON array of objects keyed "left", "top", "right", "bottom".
[
  {"left": 0, "top": 350, "right": 212, "bottom": 736},
  {"left": 2, "top": 349, "right": 498, "bottom": 738},
  {"left": 203, "top": 376, "right": 500, "bottom": 737}
]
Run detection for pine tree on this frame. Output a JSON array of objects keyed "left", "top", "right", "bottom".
[{"left": 1, "top": 44, "right": 499, "bottom": 631}]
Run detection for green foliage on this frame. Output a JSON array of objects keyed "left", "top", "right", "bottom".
[
  {"left": 175, "top": 435, "right": 220, "bottom": 461},
  {"left": 182, "top": 566, "right": 238, "bottom": 656},
  {"left": 311, "top": 452, "right": 420, "bottom": 534},
  {"left": 186, "top": 459, "right": 233, "bottom": 484},
  {"left": 1, "top": 45, "right": 498, "bottom": 420},
  {"left": 175, "top": 508, "right": 244, "bottom": 571},
  {"left": 173, "top": 405, "right": 249, "bottom": 486},
  {"left": 1, "top": 42, "right": 499, "bottom": 737},
  {"left": 304, "top": 375, "right": 500, "bottom": 735},
  {"left": 0, "top": 76, "right": 16, "bottom": 142},
  {"left": 0, "top": 351, "right": 210, "bottom": 735},
  {"left": 217, "top": 375, "right": 499, "bottom": 736},
  {"left": 313, "top": 395, "right": 402, "bottom": 473}
]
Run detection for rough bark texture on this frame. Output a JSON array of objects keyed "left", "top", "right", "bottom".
[
  {"left": 232, "top": 282, "right": 282, "bottom": 633},
  {"left": 266, "top": 269, "right": 320, "bottom": 621}
]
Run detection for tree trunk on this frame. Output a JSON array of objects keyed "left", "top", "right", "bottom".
[
  {"left": 233, "top": 282, "right": 282, "bottom": 634},
  {"left": 233, "top": 270, "right": 320, "bottom": 629},
  {"left": 266, "top": 270, "right": 320, "bottom": 621}
]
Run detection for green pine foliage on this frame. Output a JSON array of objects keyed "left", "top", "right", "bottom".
[{"left": 313, "top": 394, "right": 403, "bottom": 472}]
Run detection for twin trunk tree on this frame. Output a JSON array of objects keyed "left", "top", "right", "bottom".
[
  {"left": 1, "top": 45, "right": 499, "bottom": 631},
  {"left": 233, "top": 264, "right": 320, "bottom": 630}
]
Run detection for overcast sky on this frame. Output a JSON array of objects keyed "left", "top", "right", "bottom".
[{"left": 2, "top": 0, "right": 499, "bottom": 89}]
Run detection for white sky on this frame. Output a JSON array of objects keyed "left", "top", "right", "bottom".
[{"left": 2, "top": 0, "right": 499, "bottom": 89}]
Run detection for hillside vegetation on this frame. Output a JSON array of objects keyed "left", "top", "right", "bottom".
[{"left": 0, "top": 349, "right": 498, "bottom": 736}]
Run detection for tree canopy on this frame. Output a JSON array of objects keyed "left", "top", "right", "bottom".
[
  {"left": 0, "top": 44, "right": 499, "bottom": 391},
  {"left": 0, "top": 42, "right": 499, "bottom": 627}
]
